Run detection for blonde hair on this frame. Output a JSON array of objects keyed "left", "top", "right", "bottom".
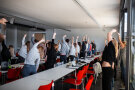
[{"left": 112, "top": 39, "right": 118, "bottom": 58}]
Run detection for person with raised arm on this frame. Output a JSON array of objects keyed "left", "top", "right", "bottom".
[
  {"left": 87, "top": 38, "right": 92, "bottom": 56},
  {"left": 75, "top": 36, "right": 80, "bottom": 60},
  {"left": 18, "top": 34, "right": 30, "bottom": 63},
  {"left": 102, "top": 29, "right": 118, "bottom": 90},
  {"left": 80, "top": 35, "right": 86, "bottom": 59},
  {"left": 46, "top": 32, "right": 58, "bottom": 69},
  {"left": 60, "top": 35, "right": 70, "bottom": 64},
  {"left": 69, "top": 37, "right": 76, "bottom": 61},
  {"left": 22, "top": 39, "right": 45, "bottom": 77},
  {"left": 117, "top": 33, "right": 126, "bottom": 88},
  {"left": 57, "top": 40, "right": 61, "bottom": 55}
]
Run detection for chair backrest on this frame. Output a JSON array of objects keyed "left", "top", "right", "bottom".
[
  {"left": 85, "top": 75, "right": 94, "bottom": 90},
  {"left": 15, "top": 67, "right": 22, "bottom": 78},
  {"left": 38, "top": 80, "right": 53, "bottom": 90},
  {"left": 76, "top": 69, "right": 85, "bottom": 81},
  {"left": 83, "top": 64, "right": 89, "bottom": 74},
  {"left": 8, "top": 68, "right": 16, "bottom": 79},
  {"left": 0, "top": 72, "right": 1, "bottom": 77}
]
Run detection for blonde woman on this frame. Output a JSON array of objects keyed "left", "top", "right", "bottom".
[{"left": 102, "top": 29, "right": 118, "bottom": 90}]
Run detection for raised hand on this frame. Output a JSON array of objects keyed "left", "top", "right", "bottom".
[
  {"left": 24, "top": 34, "right": 27, "bottom": 38},
  {"left": 32, "top": 34, "right": 35, "bottom": 37},
  {"left": 53, "top": 32, "right": 56, "bottom": 39},
  {"left": 0, "top": 18, "right": 8, "bottom": 25},
  {"left": 111, "top": 29, "right": 117, "bottom": 33},
  {"left": 63, "top": 35, "right": 67, "bottom": 38}
]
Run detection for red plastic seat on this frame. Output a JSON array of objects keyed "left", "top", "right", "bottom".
[
  {"left": 7, "top": 68, "right": 22, "bottom": 83},
  {"left": 7, "top": 68, "right": 17, "bottom": 80},
  {"left": 87, "top": 70, "right": 94, "bottom": 75},
  {"left": 56, "top": 58, "right": 60, "bottom": 63},
  {"left": 0, "top": 72, "right": 1, "bottom": 78},
  {"left": 38, "top": 80, "right": 53, "bottom": 90},
  {"left": 15, "top": 67, "right": 22, "bottom": 78},
  {"left": 82, "top": 65, "right": 89, "bottom": 78},
  {"left": 69, "top": 75, "right": 94, "bottom": 90},
  {"left": 89, "top": 67, "right": 93, "bottom": 70},
  {"left": 64, "top": 69, "right": 85, "bottom": 88}
]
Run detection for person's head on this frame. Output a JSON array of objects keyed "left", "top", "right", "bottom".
[
  {"left": 78, "top": 42, "right": 81, "bottom": 46},
  {"left": 54, "top": 44, "right": 58, "bottom": 51},
  {"left": 66, "top": 39, "right": 70, "bottom": 43},
  {"left": 112, "top": 39, "right": 118, "bottom": 58},
  {"left": 9, "top": 45, "right": 14, "bottom": 49},
  {"left": 74, "top": 43, "right": 77, "bottom": 48},
  {"left": 37, "top": 45, "right": 44, "bottom": 53},
  {"left": 47, "top": 42, "right": 51, "bottom": 50},
  {"left": 26, "top": 41, "right": 30, "bottom": 47},
  {"left": 34, "top": 39, "right": 38, "bottom": 43},
  {"left": 85, "top": 41, "right": 87, "bottom": 44}
]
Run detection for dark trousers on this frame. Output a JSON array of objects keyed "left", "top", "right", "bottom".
[
  {"left": 80, "top": 51, "right": 86, "bottom": 59},
  {"left": 102, "top": 67, "right": 114, "bottom": 90},
  {"left": 60, "top": 55, "right": 67, "bottom": 64},
  {"left": 22, "top": 64, "right": 36, "bottom": 77},
  {"left": 46, "top": 64, "right": 54, "bottom": 70},
  {"left": 92, "top": 50, "right": 96, "bottom": 55},
  {"left": 120, "top": 61, "right": 126, "bottom": 85},
  {"left": 87, "top": 51, "right": 91, "bottom": 56},
  {"left": 69, "top": 55, "right": 75, "bottom": 61}
]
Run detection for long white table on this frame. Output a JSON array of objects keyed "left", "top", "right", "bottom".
[
  {"left": 0, "top": 76, "right": 52, "bottom": 90},
  {"left": 0, "top": 55, "right": 101, "bottom": 90}
]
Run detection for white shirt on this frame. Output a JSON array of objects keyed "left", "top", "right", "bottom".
[
  {"left": 24, "top": 43, "right": 40, "bottom": 71},
  {"left": 86, "top": 43, "right": 88, "bottom": 51},
  {"left": 69, "top": 44, "right": 76, "bottom": 56},
  {"left": 58, "top": 43, "right": 61, "bottom": 52},
  {"left": 18, "top": 37, "right": 27, "bottom": 59},
  {"left": 76, "top": 44, "right": 80, "bottom": 54}
]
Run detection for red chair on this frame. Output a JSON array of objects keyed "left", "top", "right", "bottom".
[
  {"left": 15, "top": 67, "right": 22, "bottom": 78},
  {"left": 69, "top": 75, "right": 94, "bottom": 90},
  {"left": 0, "top": 72, "right": 1, "bottom": 78},
  {"left": 56, "top": 58, "right": 60, "bottom": 63},
  {"left": 7, "top": 68, "right": 22, "bottom": 83},
  {"left": 7, "top": 68, "right": 16, "bottom": 80},
  {"left": 82, "top": 65, "right": 89, "bottom": 78},
  {"left": 64, "top": 69, "right": 85, "bottom": 89},
  {"left": 38, "top": 80, "right": 53, "bottom": 90}
]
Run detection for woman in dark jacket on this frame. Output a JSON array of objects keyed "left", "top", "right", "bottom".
[
  {"left": 102, "top": 29, "right": 118, "bottom": 90},
  {"left": 46, "top": 32, "right": 58, "bottom": 69}
]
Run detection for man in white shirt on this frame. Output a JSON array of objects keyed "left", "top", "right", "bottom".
[
  {"left": 69, "top": 37, "right": 76, "bottom": 61},
  {"left": 18, "top": 34, "right": 30, "bottom": 63},
  {"left": 22, "top": 39, "right": 45, "bottom": 77},
  {"left": 60, "top": 35, "right": 70, "bottom": 64}
]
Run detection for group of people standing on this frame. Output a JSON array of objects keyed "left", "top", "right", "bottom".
[{"left": 0, "top": 18, "right": 97, "bottom": 78}]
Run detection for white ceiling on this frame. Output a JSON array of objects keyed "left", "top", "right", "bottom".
[{"left": 0, "top": 0, "right": 120, "bottom": 29}]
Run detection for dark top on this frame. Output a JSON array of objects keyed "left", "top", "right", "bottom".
[
  {"left": 92, "top": 42, "right": 96, "bottom": 50},
  {"left": 102, "top": 41, "right": 116, "bottom": 66},
  {"left": 46, "top": 39, "right": 57, "bottom": 67},
  {"left": 81, "top": 41, "right": 86, "bottom": 52},
  {"left": 1, "top": 40, "right": 11, "bottom": 62}
]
